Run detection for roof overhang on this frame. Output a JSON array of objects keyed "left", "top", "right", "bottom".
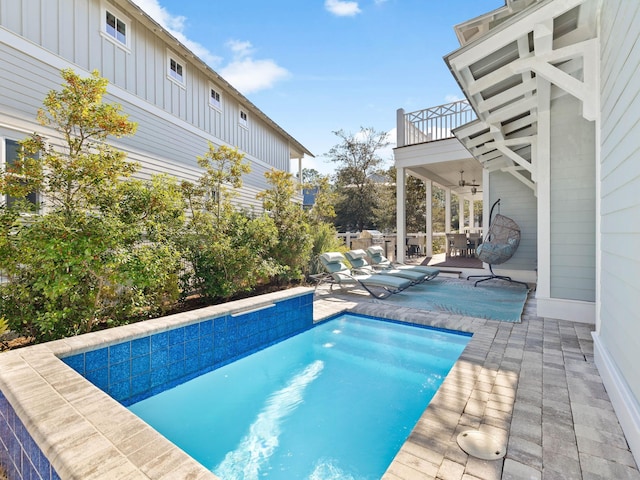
[
  {"left": 395, "top": 138, "right": 484, "bottom": 198},
  {"left": 445, "top": 0, "right": 599, "bottom": 194}
]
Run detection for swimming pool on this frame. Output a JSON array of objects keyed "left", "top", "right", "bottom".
[{"left": 129, "top": 314, "right": 471, "bottom": 479}]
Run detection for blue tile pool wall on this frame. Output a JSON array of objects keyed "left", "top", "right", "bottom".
[
  {"left": 62, "top": 293, "right": 314, "bottom": 406},
  {"left": 0, "top": 390, "right": 60, "bottom": 480}
]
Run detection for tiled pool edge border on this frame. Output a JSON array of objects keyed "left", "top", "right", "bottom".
[{"left": 0, "top": 286, "right": 313, "bottom": 480}]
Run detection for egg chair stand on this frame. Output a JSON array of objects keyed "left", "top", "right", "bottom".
[{"left": 467, "top": 199, "right": 529, "bottom": 289}]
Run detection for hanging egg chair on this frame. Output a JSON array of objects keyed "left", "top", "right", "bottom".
[{"left": 467, "top": 199, "right": 528, "bottom": 288}]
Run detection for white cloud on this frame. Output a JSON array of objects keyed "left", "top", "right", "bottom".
[
  {"left": 226, "top": 40, "right": 254, "bottom": 57},
  {"left": 324, "top": 0, "right": 362, "bottom": 17},
  {"left": 378, "top": 128, "right": 396, "bottom": 163},
  {"left": 220, "top": 57, "right": 290, "bottom": 95},
  {"left": 445, "top": 94, "right": 464, "bottom": 103},
  {"left": 219, "top": 39, "right": 290, "bottom": 94},
  {"left": 131, "top": 0, "right": 222, "bottom": 67},
  {"left": 131, "top": 1, "right": 290, "bottom": 95}
]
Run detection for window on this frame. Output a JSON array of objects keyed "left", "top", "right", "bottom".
[
  {"left": 209, "top": 87, "right": 221, "bottom": 109},
  {"left": 101, "top": 6, "right": 130, "bottom": 50},
  {"left": 239, "top": 109, "right": 248, "bottom": 128},
  {"left": 3, "top": 139, "right": 38, "bottom": 210},
  {"left": 167, "top": 53, "right": 185, "bottom": 85},
  {"left": 106, "top": 11, "right": 126, "bottom": 45}
]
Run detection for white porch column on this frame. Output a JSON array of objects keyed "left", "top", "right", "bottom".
[
  {"left": 425, "top": 180, "right": 433, "bottom": 256},
  {"left": 469, "top": 199, "right": 475, "bottom": 232},
  {"left": 445, "top": 189, "right": 452, "bottom": 232},
  {"left": 445, "top": 189, "right": 452, "bottom": 255},
  {"left": 536, "top": 77, "right": 552, "bottom": 300},
  {"left": 482, "top": 169, "right": 490, "bottom": 235},
  {"left": 458, "top": 196, "right": 465, "bottom": 232},
  {"left": 297, "top": 157, "right": 303, "bottom": 192},
  {"left": 396, "top": 109, "right": 406, "bottom": 148},
  {"left": 396, "top": 166, "right": 406, "bottom": 263}
]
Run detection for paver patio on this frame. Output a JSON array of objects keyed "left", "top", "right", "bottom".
[{"left": 313, "top": 282, "right": 640, "bottom": 480}]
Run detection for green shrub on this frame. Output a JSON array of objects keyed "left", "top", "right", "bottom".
[
  {"left": 0, "top": 316, "right": 8, "bottom": 351},
  {"left": 0, "top": 70, "right": 189, "bottom": 341},
  {"left": 307, "top": 223, "right": 346, "bottom": 275},
  {"left": 110, "top": 243, "right": 183, "bottom": 321},
  {"left": 258, "top": 169, "right": 312, "bottom": 283},
  {"left": 182, "top": 211, "right": 280, "bottom": 301}
]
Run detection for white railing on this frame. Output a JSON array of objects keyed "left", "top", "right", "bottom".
[
  {"left": 397, "top": 100, "right": 476, "bottom": 147},
  {"left": 336, "top": 232, "right": 450, "bottom": 260}
]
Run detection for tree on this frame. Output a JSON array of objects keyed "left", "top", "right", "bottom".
[
  {"left": 307, "top": 175, "right": 337, "bottom": 225},
  {"left": 326, "top": 127, "right": 390, "bottom": 231},
  {"left": 183, "top": 143, "right": 251, "bottom": 225},
  {"left": 2, "top": 69, "right": 138, "bottom": 221},
  {"left": 0, "top": 69, "right": 184, "bottom": 340},
  {"left": 180, "top": 143, "right": 277, "bottom": 300},
  {"left": 372, "top": 176, "right": 396, "bottom": 233},
  {"left": 258, "top": 169, "right": 312, "bottom": 282},
  {"left": 302, "top": 168, "right": 323, "bottom": 186}
]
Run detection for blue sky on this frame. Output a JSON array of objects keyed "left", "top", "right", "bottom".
[{"left": 132, "top": 0, "right": 505, "bottom": 175}]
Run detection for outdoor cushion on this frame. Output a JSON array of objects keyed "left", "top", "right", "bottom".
[
  {"left": 321, "top": 251, "right": 345, "bottom": 263},
  {"left": 318, "top": 251, "right": 413, "bottom": 298},
  {"left": 345, "top": 249, "right": 429, "bottom": 284},
  {"left": 365, "top": 246, "right": 440, "bottom": 281}
]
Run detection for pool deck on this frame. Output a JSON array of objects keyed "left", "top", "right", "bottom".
[
  {"left": 313, "top": 283, "right": 640, "bottom": 480},
  {"left": 1, "top": 282, "right": 640, "bottom": 479}
]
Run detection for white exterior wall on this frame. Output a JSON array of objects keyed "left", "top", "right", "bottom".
[
  {"left": 549, "top": 94, "right": 597, "bottom": 303},
  {"left": 0, "top": 0, "right": 300, "bottom": 209},
  {"left": 593, "top": 0, "right": 640, "bottom": 466},
  {"left": 487, "top": 171, "right": 537, "bottom": 273}
]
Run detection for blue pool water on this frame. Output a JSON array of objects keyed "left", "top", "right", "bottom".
[{"left": 129, "top": 314, "right": 470, "bottom": 480}]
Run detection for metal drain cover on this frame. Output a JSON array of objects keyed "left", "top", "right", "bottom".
[{"left": 456, "top": 430, "right": 506, "bottom": 460}]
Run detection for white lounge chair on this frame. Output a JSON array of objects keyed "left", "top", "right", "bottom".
[
  {"left": 317, "top": 252, "right": 413, "bottom": 299},
  {"left": 345, "top": 249, "right": 429, "bottom": 284},
  {"left": 365, "top": 245, "right": 440, "bottom": 281}
]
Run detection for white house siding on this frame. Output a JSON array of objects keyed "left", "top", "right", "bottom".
[
  {"left": 0, "top": 43, "right": 52, "bottom": 123},
  {"left": 597, "top": 0, "right": 640, "bottom": 437},
  {"left": 0, "top": 0, "right": 299, "bottom": 199},
  {"left": 549, "top": 93, "right": 596, "bottom": 302},
  {"left": 487, "top": 171, "right": 537, "bottom": 272}
]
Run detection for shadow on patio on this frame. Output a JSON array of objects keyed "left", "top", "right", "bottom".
[{"left": 312, "top": 283, "right": 640, "bottom": 480}]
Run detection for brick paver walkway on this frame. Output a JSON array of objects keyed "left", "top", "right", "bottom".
[{"left": 313, "top": 283, "right": 640, "bottom": 480}]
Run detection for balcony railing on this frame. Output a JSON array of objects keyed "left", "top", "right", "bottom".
[{"left": 397, "top": 99, "right": 476, "bottom": 147}]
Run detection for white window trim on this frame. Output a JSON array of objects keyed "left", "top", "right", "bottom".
[
  {"left": 239, "top": 109, "right": 248, "bottom": 129},
  {"left": 209, "top": 85, "right": 222, "bottom": 111},
  {"left": 2, "top": 137, "right": 40, "bottom": 212},
  {"left": 100, "top": 4, "right": 131, "bottom": 52},
  {"left": 167, "top": 50, "right": 186, "bottom": 88}
]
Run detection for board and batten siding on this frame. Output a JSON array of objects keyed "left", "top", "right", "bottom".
[
  {"left": 598, "top": 0, "right": 640, "bottom": 407},
  {"left": 0, "top": 40, "right": 279, "bottom": 206},
  {"left": 0, "top": 0, "right": 296, "bottom": 192},
  {"left": 549, "top": 93, "right": 596, "bottom": 303},
  {"left": 487, "top": 171, "right": 537, "bottom": 272}
]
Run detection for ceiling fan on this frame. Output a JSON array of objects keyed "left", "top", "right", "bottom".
[{"left": 458, "top": 170, "right": 480, "bottom": 188}]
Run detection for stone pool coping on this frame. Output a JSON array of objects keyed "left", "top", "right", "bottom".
[
  {"left": 313, "top": 289, "right": 506, "bottom": 479},
  {"left": 314, "top": 292, "right": 510, "bottom": 480},
  {"left": 313, "top": 285, "right": 640, "bottom": 480},
  {"left": 0, "top": 287, "right": 312, "bottom": 480}
]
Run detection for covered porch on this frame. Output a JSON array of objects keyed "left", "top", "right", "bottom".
[{"left": 394, "top": 99, "right": 486, "bottom": 262}]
